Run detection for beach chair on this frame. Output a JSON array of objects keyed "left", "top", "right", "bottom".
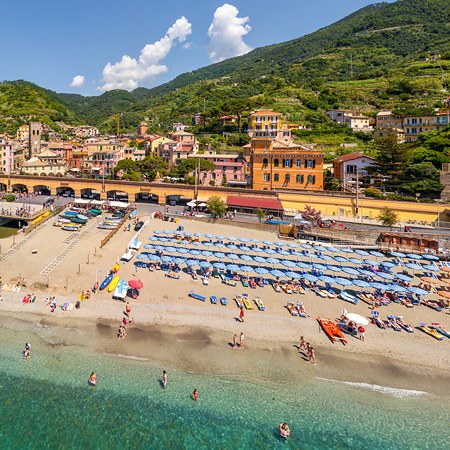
[
  {"left": 387, "top": 315, "right": 402, "bottom": 332},
  {"left": 220, "top": 296, "right": 228, "bottom": 306},
  {"left": 371, "top": 311, "right": 386, "bottom": 329},
  {"left": 286, "top": 301, "right": 299, "bottom": 316},
  {"left": 338, "top": 290, "right": 358, "bottom": 305},
  {"left": 254, "top": 297, "right": 265, "bottom": 311},
  {"left": 241, "top": 277, "right": 249, "bottom": 288},
  {"left": 235, "top": 295, "right": 244, "bottom": 309},
  {"left": 189, "top": 291, "right": 206, "bottom": 302},
  {"left": 210, "top": 295, "right": 218, "bottom": 304},
  {"left": 296, "top": 301, "right": 308, "bottom": 317},
  {"left": 242, "top": 293, "right": 252, "bottom": 310}
]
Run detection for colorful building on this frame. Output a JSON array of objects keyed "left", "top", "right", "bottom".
[
  {"left": 247, "top": 109, "right": 291, "bottom": 142},
  {"left": 243, "top": 138, "right": 324, "bottom": 191}
]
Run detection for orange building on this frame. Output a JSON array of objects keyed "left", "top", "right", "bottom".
[{"left": 243, "top": 138, "right": 324, "bottom": 191}]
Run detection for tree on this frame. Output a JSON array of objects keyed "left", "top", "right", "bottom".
[
  {"left": 170, "top": 158, "right": 216, "bottom": 178},
  {"left": 137, "top": 156, "right": 168, "bottom": 181},
  {"left": 378, "top": 207, "right": 399, "bottom": 229},
  {"left": 207, "top": 196, "right": 227, "bottom": 218},
  {"left": 374, "top": 129, "right": 409, "bottom": 170},
  {"left": 301, "top": 205, "right": 322, "bottom": 225},
  {"left": 256, "top": 208, "right": 265, "bottom": 223}
]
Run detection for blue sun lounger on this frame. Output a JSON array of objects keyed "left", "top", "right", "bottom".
[
  {"left": 210, "top": 295, "right": 218, "bottom": 304},
  {"left": 220, "top": 296, "right": 228, "bottom": 305},
  {"left": 189, "top": 291, "right": 206, "bottom": 302}
]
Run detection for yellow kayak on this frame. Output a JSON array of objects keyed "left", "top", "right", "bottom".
[
  {"left": 108, "top": 276, "right": 120, "bottom": 293},
  {"left": 112, "top": 263, "right": 120, "bottom": 273}
]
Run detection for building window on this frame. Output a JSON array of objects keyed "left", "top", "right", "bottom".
[
  {"left": 263, "top": 173, "right": 270, "bottom": 182},
  {"left": 234, "top": 175, "right": 237, "bottom": 180},
  {"left": 284, "top": 174, "right": 290, "bottom": 185},
  {"left": 273, "top": 158, "right": 279, "bottom": 167},
  {"left": 274, "top": 173, "right": 279, "bottom": 182},
  {"left": 283, "top": 159, "right": 292, "bottom": 168},
  {"left": 212, "top": 173, "right": 216, "bottom": 179},
  {"left": 296, "top": 160, "right": 301, "bottom": 168},
  {"left": 307, "top": 175, "right": 315, "bottom": 184},
  {"left": 296, "top": 174, "right": 304, "bottom": 183},
  {"left": 262, "top": 158, "right": 268, "bottom": 168},
  {"left": 306, "top": 160, "right": 316, "bottom": 168}
]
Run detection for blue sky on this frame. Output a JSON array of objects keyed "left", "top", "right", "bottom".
[{"left": 0, "top": 0, "right": 394, "bottom": 95}]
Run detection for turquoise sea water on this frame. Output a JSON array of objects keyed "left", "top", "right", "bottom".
[{"left": 0, "top": 327, "right": 449, "bottom": 449}]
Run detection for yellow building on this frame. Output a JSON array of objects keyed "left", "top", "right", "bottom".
[
  {"left": 21, "top": 149, "right": 67, "bottom": 176},
  {"left": 16, "top": 125, "right": 29, "bottom": 141},
  {"left": 146, "top": 136, "right": 173, "bottom": 157},
  {"left": 247, "top": 109, "right": 291, "bottom": 141},
  {"left": 243, "top": 138, "right": 324, "bottom": 191}
]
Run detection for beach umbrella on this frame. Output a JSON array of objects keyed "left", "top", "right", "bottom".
[
  {"left": 263, "top": 240, "right": 273, "bottom": 245},
  {"left": 408, "top": 287, "right": 429, "bottom": 296},
  {"left": 148, "top": 236, "right": 159, "bottom": 241},
  {"left": 406, "top": 262, "right": 422, "bottom": 270},
  {"left": 303, "top": 273, "right": 318, "bottom": 283},
  {"left": 389, "top": 285, "right": 408, "bottom": 293},
  {"left": 282, "top": 260, "right": 296, "bottom": 268},
  {"left": 153, "top": 230, "right": 162, "bottom": 234},
  {"left": 377, "top": 272, "right": 394, "bottom": 280},
  {"left": 346, "top": 313, "right": 369, "bottom": 326},
  {"left": 226, "top": 254, "right": 239, "bottom": 260},
  {"left": 300, "top": 243, "right": 313, "bottom": 249},
  {"left": 164, "top": 247, "right": 177, "bottom": 253},
  {"left": 201, "top": 250, "right": 213, "bottom": 257},
  {"left": 252, "top": 247, "right": 265, "bottom": 253},
  {"left": 278, "top": 250, "right": 290, "bottom": 256},
  {"left": 335, "top": 277, "right": 353, "bottom": 286},
  {"left": 226, "top": 264, "right": 240, "bottom": 272},
  {"left": 163, "top": 229, "right": 172, "bottom": 234},
  {"left": 251, "top": 238, "right": 260, "bottom": 243},
  {"left": 203, "top": 242, "right": 214, "bottom": 248},
  {"left": 359, "top": 269, "right": 375, "bottom": 277},
  {"left": 396, "top": 273, "right": 412, "bottom": 282},
  {"left": 200, "top": 261, "right": 211, "bottom": 269},
  {"left": 194, "top": 233, "right": 202, "bottom": 237},
  {"left": 334, "top": 256, "right": 348, "bottom": 263},
  {"left": 423, "top": 264, "right": 439, "bottom": 272},
  {"left": 240, "top": 254, "right": 253, "bottom": 262},
  {"left": 214, "top": 252, "right": 226, "bottom": 259},
  {"left": 275, "top": 242, "right": 286, "bottom": 247},
  {"left": 353, "top": 279, "right": 371, "bottom": 288},
  {"left": 321, "top": 275, "right": 337, "bottom": 284},
  {"left": 227, "top": 236, "right": 237, "bottom": 241},
  {"left": 204, "top": 233, "right": 213, "bottom": 238},
  {"left": 213, "top": 262, "right": 226, "bottom": 270},
  {"left": 327, "top": 246, "right": 340, "bottom": 253},
  {"left": 407, "top": 253, "right": 422, "bottom": 260},
  {"left": 370, "top": 282, "right": 388, "bottom": 290},
  {"left": 302, "top": 251, "right": 312, "bottom": 258},
  {"left": 186, "top": 259, "right": 200, "bottom": 267},
  {"left": 254, "top": 256, "right": 267, "bottom": 264},
  {"left": 369, "top": 251, "right": 385, "bottom": 258},
  {"left": 314, "top": 245, "right": 328, "bottom": 252},
  {"left": 349, "top": 258, "right": 363, "bottom": 265},
  {"left": 227, "top": 244, "right": 239, "bottom": 250},
  {"left": 354, "top": 249, "right": 370, "bottom": 256},
  {"left": 215, "top": 243, "right": 225, "bottom": 248},
  {"left": 177, "top": 248, "right": 189, "bottom": 254},
  {"left": 154, "top": 245, "right": 165, "bottom": 251},
  {"left": 267, "top": 257, "right": 281, "bottom": 265},
  {"left": 364, "top": 259, "right": 378, "bottom": 266},
  {"left": 240, "top": 246, "right": 251, "bottom": 252},
  {"left": 271, "top": 269, "right": 286, "bottom": 278},
  {"left": 184, "top": 232, "right": 192, "bottom": 237},
  {"left": 240, "top": 265, "right": 254, "bottom": 273},
  {"left": 326, "top": 265, "right": 342, "bottom": 273},
  {"left": 342, "top": 267, "right": 359, "bottom": 276},
  {"left": 189, "top": 250, "right": 201, "bottom": 256},
  {"left": 317, "top": 253, "right": 333, "bottom": 261},
  {"left": 148, "top": 254, "right": 161, "bottom": 262},
  {"left": 239, "top": 237, "right": 250, "bottom": 243},
  {"left": 340, "top": 247, "right": 354, "bottom": 253},
  {"left": 174, "top": 230, "right": 182, "bottom": 235},
  {"left": 285, "top": 271, "right": 301, "bottom": 279},
  {"left": 215, "top": 235, "right": 225, "bottom": 240},
  {"left": 297, "top": 261, "right": 310, "bottom": 269},
  {"left": 264, "top": 248, "right": 277, "bottom": 255},
  {"left": 159, "top": 238, "right": 168, "bottom": 243},
  {"left": 161, "top": 256, "right": 173, "bottom": 263},
  {"left": 128, "top": 279, "right": 144, "bottom": 289},
  {"left": 169, "top": 238, "right": 179, "bottom": 243},
  {"left": 313, "top": 263, "right": 328, "bottom": 271},
  {"left": 136, "top": 254, "right": 148, "bottom": 261},
  {"left": 255, "top": 267, "right": 269, "bottom": 275},
  {"left": 380, "top": 261, "right": 396, "bottom": 269},
  {"left": 423, "top": 254, "right": 439, "bottom": 261},
  {"left": 390, "top": 251, "right": 406, "bottom": 258},
  {"left": 144, "top": 244, "right": 154, "bottom": 249},
  {"left": 288, "top": 243, "right": 298, "bottom": 248}
]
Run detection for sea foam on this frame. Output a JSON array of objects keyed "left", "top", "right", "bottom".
[{"left": 317, "top": 377, "right": 428, "bottom": 398}]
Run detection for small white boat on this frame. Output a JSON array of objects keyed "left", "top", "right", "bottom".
[{"left": 62, "top": 224, "right": 81, "bottom": 231}]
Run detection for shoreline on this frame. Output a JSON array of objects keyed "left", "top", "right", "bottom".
[{"left": 1, "top": 299, "right": 449, "bottom": 399}]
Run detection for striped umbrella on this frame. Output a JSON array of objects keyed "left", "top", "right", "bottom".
[
  {"left": 423, "top": 254, "right": 439, "bottom": 261},
  {"left": 335, "top": 277, "right": 353, "bottom": 286},
  {"left": 327, "top": 246, "right": 340, "bottom": 253},
  {"left": 396, "top": 273, "right": 412, "bottom": 282},
  {"left": 317, "top": 253, "right": 333, "bottom": 261},
  {"left": 255, "top": 267, "right": 269, "bottom": 275},
  {"left": 342, "top": 267, "right": 360, "bottom": 276},
  {"left": 263, "top": 240, "right": 273, "bottom": 245},
  {"left": 177, "top": 248, "right": 189, "bottom": 254},
  {"left": 390, "top": 251, "right": 406, "bottom": 258},
  {"left": 271, "top": 269, "right": 286, "bottom": 278},
  {"left": 334, "top": 256, "right": 348, "bottom": 263},
  {"left": 297, "top": 262, "right": 310, "bottom": 269},
  {"left": 254, "top": 256, "right": 267, "bottom": 264},
  {"left": 353, "top": 279, "right": 371, "bottom": 288},
  {"left": 162, "top": 230, "right": 172, "bottom": 234},
  {"left": 215, "top": 243, "right": 225, "bottom": 248},
  {"left": 340, "top": 247, "right": 354, "bottom": 253},
  {"left": 199, "top": 261, "right": 211, "bottom": 269},
  {"left": 240, "top": 246, "right": 251, "bottom": 252},
  {"left": 226, "top": 264, "right": 240, "bottom": 272},
  {"left": 214, "top": 252, "right": 226, "bottom": 259},
  {"left": 251, "top": 238, "right": 260, "bottom": 243},
  {"left": 408, "top": 287, "right": 429, "bottom": 296},
  {"left": 423, "top": 264, "right": 439, "bottom": 272},
  {"left": 303, "top": 273, "right": 318, "bottom": 283},
  {"left": 203, "top": 242, "right": 214, "bottom": 247},
  {"left": 266, "top": 257, "right": 281, "bottom": 265},
  {"left": 389, "top": 284, "right": 408, "bottom": 293},
  {"left": 136, "top": 254, "right": 148, "bottom": 261},
  {"left": 364, "top": 259, "right": 378, "bottom": 266},
  {"left": 274, "top": 242, "right": 286, "bottom": 247},
  {"left": 407, "top": 253, "right": 423, "bottom": 260},
  {"left": 301, "top": 243, "right": 313, "bottom": 249},
  {"left": 153, "top": 230, "right": 162, "bottom": 234},
  {"left": 204, "top": 233, "right": 213, "bottom": 238},
  {"left": 288, "top": 243, "right": 298, "bottom": 248},
  {"left": 327, "top": 265, "right": 343, "bottom": 273},
  {"left": 240, "top": 254, "right": 253, "bottom": 262},
  {"left": 313, "top": 263, "right": 328, "bottom": 271},
  {"left": 286, "top": 271, "right": 301, "bottom": 279},
  {"left": 321, "top": 276, "right": 337, "bottom": 284},
  {"left": 227, "top": 244, "right": 239, "bottom": 250},
  {"left": 278, "top": 250, "right": 290, "bottom": 256},
  {"left": 161, "top": 256, "right": 173, "bottom": 263},
  {"left": 201, "top": 250, "right": 213, "bottom": 257},
  {"left": 194, "top": 233, "right": 202, "bottom": 237},
  {"left": 227, "top": 236, "right": 237, "bottom": 241},
  {"left": 370, "top": 251, "right": 385, "bottom": 258},
  {"left": 189, "top": 250, "right": 201, "bottom": 256},
  {"left": 377, "top": 272, "right": 394, "bottom": 280},
  {"left": 144, "top": 244, "right": 153, "bottom": 249},
  {"left": 186, "top": 259, "right": 200, "bottom": 267},
  {"left": 359, "top": 269, "right": 375, "bottom": 277},
  {"left": 148, "top": 236, "right": 158, "bottom": 241},
  {"left": 240, "top": 265, "right": 254, "bottom": 273},
  {"left": 253, "top": 247, "right": 265, "bottom": 253},
  {"left": 239, "top": 237, "right": 250, "bottom": 242},
  {"left": 349, "top": 258, "right": 363, "bottom": 265},
  {"left": 148, "top": 254, "right": 161, "bottom": 262},
  {"left": 282, "top": 260, "right": 296, "bottom": 268},
  {"left": 264, "top": 249, "right": 277, "bottom": 255},
  {"left": 174, "top": 257, "right": 185, "bottom": 265},
  {"left": 213, "top": 262, "right": 226, "bottom": 270},
  {"left": 380, "top": 261, "right": 396, "bottom": 268},
  {"left": 226, "top": 253, "right": 239, "bottom": 260},
  {"left": 355, "top": 249, "right": 370, "bottom": 256}
]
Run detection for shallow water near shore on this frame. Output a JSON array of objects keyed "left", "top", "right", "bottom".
[{"left": 0, "top": 328, "right": 449, "bottom": 450}]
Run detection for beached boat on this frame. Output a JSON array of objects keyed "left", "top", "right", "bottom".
[
  {"left": 112, "top": 263, "right": 120, "bottom": 273},
  {"left": 64, "top": 210, "right": 79, "bottom": 216},
  {"left": 98, "top": 222, "right": 117, "bottom": 229},
  {"left": 113, "top": 280, "right": 128, "bottom": 300},
  {"left": 100, "top": 274, "right": 114, "bottom": 290},
  {"left": 107, "top": 276, "right": 120, "bottom": 293},
  {"left": 430, "top": 322, "right": 450, "bottom": 339},
  {"left": 120, "top": 250, "right": 136, "bottom": 262},
  {"left": 90, "top": 208, "right": 102, "bottom": 215},
  {"left": 134, "top": 221, "right": 144, "bottom": 231},
  {"left": 62, "top": 224, "right": 81, "bottom": 231},
  {"left": 418, "top": 323, "right": 445, "bottom": 340},
  {"left": 317, "top": 317, "right": 349, "bottom": 345},
  {"left": 72, "top": 214, "right": 88, "bottom": 224}
]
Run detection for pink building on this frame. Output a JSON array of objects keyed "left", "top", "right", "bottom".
[
  {"left": 189, "top": 153, "right": 246, "bottom": 187},
  {"left": 158, "top": 132, "right": 198, "bottom": 167}
]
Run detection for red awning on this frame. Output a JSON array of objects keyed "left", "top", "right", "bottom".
[{"left": 226, "top": 196, "right": 283, "bottom": 211}]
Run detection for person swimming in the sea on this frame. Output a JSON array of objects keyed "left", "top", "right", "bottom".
[
  {"left": 88, "top": 372, "right": 96, "bottom": 386},
  {"left": 23, "top": 343, "right": 31, "bottom": 359},
  {"left": 192, "top": 389, "right": 199, "bottom": 401}
]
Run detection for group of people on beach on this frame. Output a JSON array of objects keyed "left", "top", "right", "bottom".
[
  {"left": 118, "top": 302, "right": 133, "bottom": 339},
  {"left": 232, "top": 332, "right": 245, "bottom": 349},
  {"left": 299, "top": 336, "right": 316, "bottom": 365}
]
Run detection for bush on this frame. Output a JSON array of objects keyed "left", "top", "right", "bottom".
[
  {"left": 3, "top": 194, "right": 16, "bottom": 202},
  {"left": 364, "top": 187, "right": 383, "bottom": 198}
]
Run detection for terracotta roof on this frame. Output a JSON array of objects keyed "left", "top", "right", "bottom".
[
  {"left": 334, "top": 152, "right": 376, "bottom": 163},
  {"left": 226, "top": 196, "right": 283, "bottom": 211}
]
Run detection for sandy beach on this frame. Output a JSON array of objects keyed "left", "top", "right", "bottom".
[{"left": 1, "top": 212, "right": 450, "bottom": 397}]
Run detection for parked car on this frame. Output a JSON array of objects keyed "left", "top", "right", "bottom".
[{"left": 134, "top": 221, "right": 144, "bottom": 231}]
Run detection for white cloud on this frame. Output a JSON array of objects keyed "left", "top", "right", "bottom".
[
  {"left": 99, "top": 17, "right": 192, "bottom": 91},
  {"left": 182, "top": 42, "right": 192, "bottom": 50},
  {"left": 208, "top": 4, "right": 252, "bottom": 63},
  {"left": 70, "top": 75, "right": 85, "bottom": 88}
]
